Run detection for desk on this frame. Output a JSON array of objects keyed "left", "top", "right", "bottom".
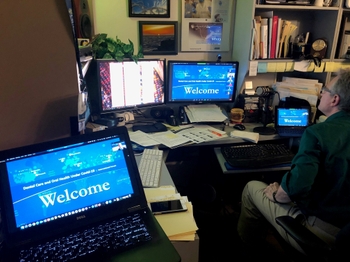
[
  {"left": 135, "top": 154, "right": 199, "bottom": 262},
  {"left": 194, "top": 122, "right": 282, "bottom": 147},
  {"left": 135, "top": 153, "right": 174, "bottom": 186},
  {"left": 132, "top": 121, "right": 294, "bottom": 175},
  {"left": 133, "top": 122, "right": 294, "bottom": 260}
]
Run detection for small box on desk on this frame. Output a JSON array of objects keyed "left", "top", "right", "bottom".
[
  {"left": 235, "top": 94, "right": 260, "bottom": 123},
  {"left": 85, "top": 122, "right": 107, "bottom": 133}
]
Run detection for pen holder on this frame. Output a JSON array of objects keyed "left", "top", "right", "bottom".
[{"left": 243, "top": 109, "right": 259, "bottom": 123}]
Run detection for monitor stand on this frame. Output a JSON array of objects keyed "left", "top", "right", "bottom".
[{"left": 253, "top": 126, "right": 276, "bottom": 135}]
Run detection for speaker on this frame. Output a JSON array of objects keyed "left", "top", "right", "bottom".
[
  {"left": 178, "top": 106, "right": 189, "bottom": 124},
  {"left": 73, "top": 0, "right": 93, "bottom": 39},
  {"left": 150, "top": 107, "right": 174, "bottom": 119}
]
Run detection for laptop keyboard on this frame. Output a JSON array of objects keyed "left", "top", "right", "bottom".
[
  {"left": 138, "top": 149, "right": 163, "bottom": 188},
  {"left": 18, "top": 212, "right": 152, "bottom": 262},
  {"left": 277, "top": 128, "right": 305, "bottom": 137}
]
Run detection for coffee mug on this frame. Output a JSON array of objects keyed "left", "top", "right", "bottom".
[{"left": 230, "top": 108, "right": 245, "bottom": 123}]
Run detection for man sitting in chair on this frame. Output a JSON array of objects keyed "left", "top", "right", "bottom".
[{"left": 237, "top": 69, "right": 350, "bottom": 255}]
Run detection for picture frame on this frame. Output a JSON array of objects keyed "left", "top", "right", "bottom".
[
  {"left": 128, "top": 0, "right": 170, "bottom": 18},
  {"left": 139, "top": 21, "right": 178, "bottom": 55},
  {"left": 181, "top": 0, "right": 235, "bottom": 52}
]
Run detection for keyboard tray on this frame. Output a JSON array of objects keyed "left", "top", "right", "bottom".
[{"left": 221, "top": 143, "right": 295, "bottom": 168}]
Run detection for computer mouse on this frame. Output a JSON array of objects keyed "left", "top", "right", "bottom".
[{"left": 233, "top": 124, "right": 246, "bottom": 130}]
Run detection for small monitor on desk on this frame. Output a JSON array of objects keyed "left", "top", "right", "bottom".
[{"left": 166, "top": 60, "right": 239, "bottom": 104}]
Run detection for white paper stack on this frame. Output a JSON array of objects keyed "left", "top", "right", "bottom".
[
  {"left": 184, "top": 104, "right": 228, "bottom": 123},
  {"left": 230, "top": 130, "right": 259, "bottom": 143}
]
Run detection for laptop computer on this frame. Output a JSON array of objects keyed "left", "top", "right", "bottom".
[
  {"left": 0, "top": 127, "right": 180, "bottom": 262},
  {"left": 275, "top": 106, "right": 310, "bottom": 137}
]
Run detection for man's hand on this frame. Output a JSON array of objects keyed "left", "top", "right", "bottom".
[
  {"left": 263, "top": 182, "right": 291, "bottom": 203},
  {"left": 263, "top": 182, "right": 280, "bottom": 202}
]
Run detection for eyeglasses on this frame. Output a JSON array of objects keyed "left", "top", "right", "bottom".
[{"left": 321, "top": 86, "right": 333, "bottom": 94}]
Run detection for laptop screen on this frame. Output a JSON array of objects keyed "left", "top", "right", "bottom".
[
  {"left": 276, "top": 107, "right": 309, "bottom": 127},
  {"left": 0, "top": 128, "right": 143, "bottom": 236}
]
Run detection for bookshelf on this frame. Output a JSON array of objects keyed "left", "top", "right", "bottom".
[{"left": 232, "top": 0, "right": 350, "bottom": 94}]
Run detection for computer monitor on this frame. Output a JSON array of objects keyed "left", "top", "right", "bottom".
[
  {"left": 166, "top": 60, "right": 239, "bottom": 104},
  {"left": 95, "top": 59, "right": 165, "bottom": 114}
]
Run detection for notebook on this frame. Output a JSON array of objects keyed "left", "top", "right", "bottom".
[
  {"left": 0, "top": 127, "right": 180, "bottom": 262},
  {"left": 275, "top": 106, "right": 310, "bottom": 137}
]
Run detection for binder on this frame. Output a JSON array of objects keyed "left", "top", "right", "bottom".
[
  {"left": 260, "top": 18, "right": 268, "bottom": 59},
  {"left": 270, "top": 15, "right": 279, "bottom": 59},
  {"left": 275, "top": 17, "right": 283, "bottom": 58},
  {"left": 254, "top": 16, "right": 261, "bottom": 59}
]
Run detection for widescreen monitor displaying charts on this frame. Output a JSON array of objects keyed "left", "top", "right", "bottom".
[
  {"left": 166, "top": 60, "right": 239, "bottom": 104},
  {"left": 96, "top": 59, "right": 165, "bottom": 113}
]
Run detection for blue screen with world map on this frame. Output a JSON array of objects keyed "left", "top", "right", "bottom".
[
  {"left": 5, "top": 137, "right": 134, "bottom": 228},
  {"left": 167, "top": 60, "right": 239, "bottom": 103}
]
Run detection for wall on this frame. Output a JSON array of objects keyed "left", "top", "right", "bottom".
[
  {"left": 92, "top": 0, "right": 235, "bottom": 62},
  {"left": 231, "top": 0, "right": 255, "bottom": 91},
  {"left": 0, "top": 1, "right": 79, "bottom": 151},
  {"left": 0, "top": 0, "right": 241, "bottom": 151}
]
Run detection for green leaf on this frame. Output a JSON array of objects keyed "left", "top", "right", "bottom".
[
  {"left": 115, "top": 50, "right": 125, "bottom": 57},
  {"left": 91, "top": 34, "right": 143, "bottom": 63},
  {"left": 107, "top": 41, "right": 116, "bottom": 53},
  {"left": 93, "top": 33, "right": 107, "bottom": 45},
  {"left": 123, "top": 44, "right": 132, "bottom": 54},
  {"left": 102, "top": 53, "right": 113, "bottom": 59}
]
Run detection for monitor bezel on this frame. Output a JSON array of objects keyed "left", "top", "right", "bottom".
[
  {"left": 166, "top": 60, "right": 239, "bottom": 104},
  {"left": 96, "top": 58, "right": 166, "bottom": 114}
]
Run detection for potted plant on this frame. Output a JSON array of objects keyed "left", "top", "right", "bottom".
[{"left": 90, "top": 33, "right": 143, "bottom": 63}]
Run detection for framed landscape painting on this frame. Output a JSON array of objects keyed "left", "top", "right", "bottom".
[
  {"left": 139, "top": 21, "right": 178, "bottom": 55},
  {"left": 129, "top": 0, "right": 170, "bottom": 18}
]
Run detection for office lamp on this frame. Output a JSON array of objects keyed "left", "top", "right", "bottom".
[{"left": 253, "top": 86, "right": 276, "bottom": 135}]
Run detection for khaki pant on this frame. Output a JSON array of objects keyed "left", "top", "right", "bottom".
[{"left": 237, "top": 180, "right": 340, "bottom": 254}]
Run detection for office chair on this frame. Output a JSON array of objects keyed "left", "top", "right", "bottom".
[{"left": 275, "top": 215, "right": 350, "bottom": 262}]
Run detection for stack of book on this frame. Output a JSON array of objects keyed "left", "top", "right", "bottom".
[{"left": 250, "top": 11, "right": 298, "bottom": 60}]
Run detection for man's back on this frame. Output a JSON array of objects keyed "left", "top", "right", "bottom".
[{"left": 281, "top": 111, "right": 350, "bottom": 228}]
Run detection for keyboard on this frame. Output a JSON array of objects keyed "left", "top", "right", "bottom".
[
  {"left": 221, "top": 143, "right": 295, "bottom": 168},
  {"left": 277, "top": 128, "right": 305, "bottom": 137},
  {"left": 18, "top": 213, "right": 152, "bottom": 261},
  {"left": 138, "top": 149, "right": 163, "bottom": 187}
]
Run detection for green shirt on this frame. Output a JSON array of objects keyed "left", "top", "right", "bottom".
[{"left": 281, "top": 111, "right": 350, "bottom": 228}]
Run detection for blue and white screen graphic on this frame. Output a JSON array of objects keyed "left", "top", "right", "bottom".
[{"left": 6, "top": 139, "right": 133, "bottom": 228}]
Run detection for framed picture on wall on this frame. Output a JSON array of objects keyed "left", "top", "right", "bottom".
[
  {"left": 181, "top": 0, "right": 235, "bottom": 52},
  {"left": 139, "top": 21, "right": 178, "bottom": 55},
  {"left": 128, "top": 0, "right": 170, "bottom": 18}
]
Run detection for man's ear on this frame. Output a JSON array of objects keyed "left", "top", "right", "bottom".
[{"left": 332, "top": 94, "right": 340, "bottom": 107}]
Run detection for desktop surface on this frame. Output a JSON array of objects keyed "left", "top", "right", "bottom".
[{"left": 187, "top": 122, "right": 283, "bottom": 147}]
